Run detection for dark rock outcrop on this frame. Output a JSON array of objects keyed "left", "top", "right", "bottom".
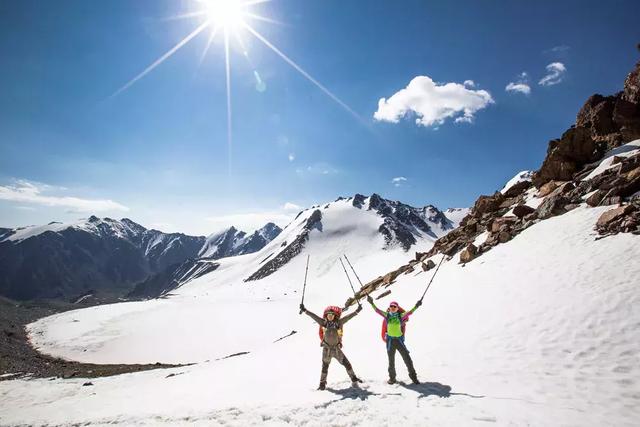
[
  {"left": 245, "top": 210, "right": 322, "bottom": 281},
  {"left": 534, "top": 58, "right": 640, "bottom": 188},
  {"left": 513, "top": 204, "right": 536, "bottom": 218},
  {"left": 595, "top": 202, "right": 640, "bottom": 235},
  {"left": 128, "top": 260, "right": 220, "bottom": 299}
]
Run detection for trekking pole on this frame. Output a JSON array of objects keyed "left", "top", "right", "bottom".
[
  {"left": 339, "top": 257, "right": 361, "bottom": 307},
  {"left": 299, "top": 255, "right": 310, "bottom": 314},
  {"left": 419, "top": 254, "right": 446, "bottom": 302},
  {"left": 343, "top": 254, "right": 364, "bottom": 287}
]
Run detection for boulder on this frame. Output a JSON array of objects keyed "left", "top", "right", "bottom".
[
  {"left": 596, "top": 205, "right": 635, "bottom": 228},
  {"left": 376, "top": 290, "right": 391, "bottom": 299},
  {"left": 459, "top": 244, "right": 478, "bottom": 264},
  {"left": 513, "top": 204, "right": 535, "bottom": 218},
  {"left": 421, "top": 260, "right": 436, "bottom": 271},
  {"left": 382, "top": 272, "right": 396, "bottom": 286},
  {"left": 533, "top": 127, "right": 601, "bottom": 187},
  {"left": 537, "top": 181, "right": 559, "bottom": 198},
  {"left": 499, "top": 197, "right": 518, "bottom": 209},
  {"left": 536, "top": 193, "right": 569, "bottom": 219},
  {"left": 625, "top": 166, "right": 640, "bottom": 182},
  {"left": 489, "top": 216, "right": 518, "bottom": 233},
  {"left": 586, "top": 189, "right": 607, "bottom": 207},
  {"left": 576, "top": 94, "right": 617, "bottom": 136},
  {"left": 498, "top": 231, "right": 511, "bottom": 243},
  {"left": 549, "top": 181, "right": 576, "bottom": 197},
  {"left": 503, "top": 180, "right": 532, "bottom": 198},
  {"left": 473, "top": 192, "right": 505, "bottom": 216}
]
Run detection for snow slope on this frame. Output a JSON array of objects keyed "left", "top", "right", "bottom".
[
  {"left": 500, "top": 170, "right": 534, "bottom": 194},
  {"left": 584, "top": 139, "right": 640, "bottom": 180},
  {"left": 24, "top": 197, "right": 437, "bottom": 364},
  {"left": 1, "top": 202, "right": 639, "bottom": 426}
]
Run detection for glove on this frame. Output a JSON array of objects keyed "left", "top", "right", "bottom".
[
  {"left": 366, "top": 295, "right": 373, "bottom": 304},
  {"left": 356, "top": 304, "right": 363, "bottom": 312},
  {"left": 415, "top": 299, "right": 422, "bottom": 307},
  {"left": 299, "top": 303, "right": 306, "bottom": 312}
]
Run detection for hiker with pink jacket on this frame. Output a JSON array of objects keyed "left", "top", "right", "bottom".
[{"left": 366, "top": 295, "right": 422, "bottom": 384}]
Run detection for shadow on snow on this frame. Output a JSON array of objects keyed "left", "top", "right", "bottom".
[{"left": 399, "top": 381, "right": 485, "bottom": 399}]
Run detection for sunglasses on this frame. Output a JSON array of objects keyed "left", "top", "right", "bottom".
[{"left": 389, "top": 305, "right": 398, "bottom": 309}]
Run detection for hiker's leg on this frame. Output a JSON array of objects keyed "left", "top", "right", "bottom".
[
  {"left": 320, "top": 347, "right": 331, "bottom": 385},
  {"left": 387, "top": 339, "right": 397, "bottom": 381},
  {"left": 335, "top": 348, "right": 357, "bottom": 380},
  {"left": 398, "top": 341, "right": 417, "bottom": 379}
]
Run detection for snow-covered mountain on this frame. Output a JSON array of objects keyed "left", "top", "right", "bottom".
[
  {"left": 0, "top": 217, "right": 281, "bottom": 301},
  {"left": 243, "top": 193, "right": 462, "bottom": 282},
  {"left": 198, "top": 223, "right": 282, "bottom": 259}
]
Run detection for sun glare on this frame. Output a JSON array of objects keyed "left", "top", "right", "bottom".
[
  {"left": 112, "top": 0, "right": 360, "bottom": 179},
  {"left": 203, "top": 0, "right": 246, "bottom": 29}
]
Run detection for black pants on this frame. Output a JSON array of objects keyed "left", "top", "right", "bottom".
[{"left": 387, "top": 337, "right": 416, "bottom": 380}]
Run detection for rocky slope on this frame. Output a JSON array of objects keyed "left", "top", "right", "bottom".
[{"left": 345, "top": 56, "right": 640, "bottom": 306}]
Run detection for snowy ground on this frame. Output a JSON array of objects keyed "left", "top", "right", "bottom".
[{"left": 1, "top": 205, "right": 639, "bottom": 426}]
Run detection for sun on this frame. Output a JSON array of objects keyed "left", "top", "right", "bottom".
[
  {"left": 111, "top": 0, "right": 361, "bottom": 180},
  {"left": 201, "top": 0, "right": 246, "bottom": 29}
]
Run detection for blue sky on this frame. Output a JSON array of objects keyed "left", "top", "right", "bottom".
[{"left": 1, "top": 0, "right": 639, "bottom": 235}]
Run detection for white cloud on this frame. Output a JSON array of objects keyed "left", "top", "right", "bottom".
[
  {"left": 282, "top": 202, "right": 301, "bottom": 211},
  {"left": 391, "top": 176, "right": 408, "bottom": 187},
  {"left": 295, "top": 163, "right": 338, "bottom": 176},
  {"left": 544, "top": 45, "right": 570, "bottom": 54},
  {"left": 374, "top": 76, "right": 494, "bottom": 127},
  {"left": 288, "top": 153, "right": 295, "bottom": 162},
  {"left": 463, "top": 80, "right": 476, "bottom": 88},
  {"left": 0, "top": 179, "right": 129, "bottom": 213},
  {"left": 505, "top": 72, "right": 531, "bottom": 95},
  {"left": 539, "top": 62, "right": 566, "bottom": 86}
]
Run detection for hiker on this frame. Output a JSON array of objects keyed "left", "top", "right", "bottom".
[
  {"left": 300, "top": 303, "right": 363, "bottom": 390},
  {"left": 367, "top": 295, "right": 422, "bottom": 384}
]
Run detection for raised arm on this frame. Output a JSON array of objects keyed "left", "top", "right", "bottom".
[
  {"left": 340, "top": 305, "right": 362, "bottom": 325},
  {"left": 366, "top": 295, "right": 386, "bottom": 317},
  {"left": 401, "top": 300, "right": 423, "bottom": 322},
  {"left": 300, "top": 304, "right": 324, "bottom": 325}
]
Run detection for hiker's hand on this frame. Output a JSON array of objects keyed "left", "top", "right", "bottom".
[
  {"left": 415, "top": 299, "right": 422, "bottom": 308},
  {"left": 299, "top": 303, "right": 306, "bottom": 313},
  {"left": 366, "top": 295, "right": 373, "bottom": 304},
  {"left": 356, "top": 304, "right": 362, "bottom": 312}
]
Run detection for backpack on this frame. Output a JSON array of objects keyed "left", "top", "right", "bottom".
[
  {"left": 319, "top": 305, "right": 343, "bottom": 344},
  {"left": 381, "top": 306, "right": 407, "bottom": 342}
]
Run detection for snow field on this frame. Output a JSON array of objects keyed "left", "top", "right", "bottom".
[{"left": 1, "top": 204, "right": 639, "bottom": 426}]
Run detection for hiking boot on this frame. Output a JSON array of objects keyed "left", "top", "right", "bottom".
[
  {"left": 351, "top": 376, "right": 363, "bottom": 383},
  {"left": 387, "top": 378, "right": 396, "bottom": 385},
  {"left": 410, "top": 374, "right": 420, "bottom": 385},
  {"left": 318, "top": 381, "right": 326, "bottom": 390}
]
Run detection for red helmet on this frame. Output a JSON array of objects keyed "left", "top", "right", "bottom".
[{"left": 323, "top": 306, "right": 342, "bottom": 318}]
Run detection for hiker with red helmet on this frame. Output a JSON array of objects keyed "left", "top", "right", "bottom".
[
  {"left": 366, "top": 295, "right": 422, "bottom": 384},
  {"left": 300, "top": 303, "right": 363, "bottom": 390}
]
